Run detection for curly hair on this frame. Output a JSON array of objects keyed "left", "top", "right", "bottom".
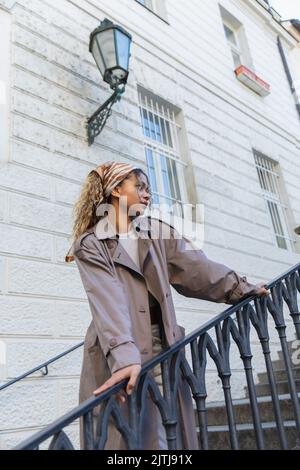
[{"left": 71, "top": 167, "right": 151, "bottom": 242}]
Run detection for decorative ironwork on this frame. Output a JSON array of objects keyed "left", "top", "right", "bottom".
[
  {"left": 86, "top": 84, "right": 125, "bottom": 146},
  {"left": 49, "top": 431, "right": 75, "bottom": 450},
  {"left": 8, "top": 262, "right": 300, "bottom": 450}
]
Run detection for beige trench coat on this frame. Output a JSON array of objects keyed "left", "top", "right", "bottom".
[{"left": 72, "top": 215, "right": 261, "bottom": 450}]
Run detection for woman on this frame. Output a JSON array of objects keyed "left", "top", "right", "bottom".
[{"left": 66, "top": 161, "right": 270, "bottom": 450}]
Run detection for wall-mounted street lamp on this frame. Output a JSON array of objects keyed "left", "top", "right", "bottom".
[{"left": 87, "top": 18, "right": 132, "bottom": 146}]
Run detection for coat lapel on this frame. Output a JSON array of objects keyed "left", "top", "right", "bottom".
[
  {"left": 111, "top": 242, "right": 143, "bottom": 277},
  {"left": 91, "top": 215, "right": 153, "bottom": 278}
]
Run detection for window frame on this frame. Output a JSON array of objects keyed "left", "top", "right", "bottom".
[
  {"left": 253, "top": 150, "right": 294, "bottom": 251},
  {"left": 219, "top": 4, "right": 255, "bottom": 73},
  {"left": 136, "top": 0, "right": 153, "bottom": 8},
  {"left": 134, "top": 0, "right": 169, "bottom": 24},
  {"left": 222, "top": 20, "right": 243, "bottom": 69},
  {"left": 138, "top": 88, "right": 189, "bottom": 218}
]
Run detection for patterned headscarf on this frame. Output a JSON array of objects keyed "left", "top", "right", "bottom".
[
  {"left": 65, "top": 161, "right": 137, "bottom": 262},
  {"left": 91, "top": 161, "right": 138, "bottom": 207}
]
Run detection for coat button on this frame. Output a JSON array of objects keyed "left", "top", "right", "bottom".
[
  {"left": 109, "top": 338, "right": 117, "bottom": 347},
  {"left": 173, "top": 332, "right": 176, "bottom": 338},
  {"left": 141, "top": 348, "right": 148, "bottom": 354}
]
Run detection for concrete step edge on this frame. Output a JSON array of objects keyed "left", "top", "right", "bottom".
[
  {"left": 258, "top": 368, "right": 300, "bottom": 378},
  {"left": 257, "top": 379, "right": 300, "bottom": 387},
  {"left": 193, "top": 391, "right": 300, "bottom": 410},
  {"left": 197, "top": 420, "right": 297, "bottom": 433}
]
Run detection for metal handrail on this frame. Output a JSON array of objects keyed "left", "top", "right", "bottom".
[
  {"left": 9, "top": 262, "right": 300, "bottom": 450},
  {"left": 0, "top": 342, "right": 84, "bottom": 392}
]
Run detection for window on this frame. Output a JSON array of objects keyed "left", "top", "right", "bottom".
[
  {"left": 0, "top": 7, "right": 11, "bottom": 165},
  {"left": 138, "top": 87, "right": 188, "bottom": 218},
  {"left": 254, "top": 150, "right": 293, "bottom": 250},
  {"left": 223, "top": 22, "right": 243, "bottom": 69},
  {"left": 219, "top": 5, "right": 254, "bottom": 71},
  {"left": 135, "top": 0, "right": 168, "bottom": 22},
  {"left": 136, "top": 0, "right": 153, "bottom": 8}
]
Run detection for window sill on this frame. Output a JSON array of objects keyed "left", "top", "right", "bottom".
[
  {"left": 134, "top": 0, "right": 170, "bottom": 25},
  {"left": 234, "top": 64, "right": 271, "bottom": 97}
]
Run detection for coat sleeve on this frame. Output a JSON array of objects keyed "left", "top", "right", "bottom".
[
  {"left": 74, "top": 234, "right": 141, "bottom": 374},
  {"left": 164, "top": 225, "right": 261, "bottom": 305}
]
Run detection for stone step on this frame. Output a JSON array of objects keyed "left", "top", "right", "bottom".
[
  {"left": 197, "top": 420, "right": 300, "bottom": 450},
  {"left": 257, "top": 368, "right": 300, "bottom": 384},
  {"left": 267, "top": 357, "right": 300, "bottom": 371},
  {"left": 277, "top": 347, "right": 300, "bottom": 364},
  {"left": 269, "top": 359, "right": 289, "bottom": 370},
  {"left": 192, "top": 337, "right": 300, "bottom": 449},
  {"left": 245, "top": 379, "right": 300, "bottom": 397},
  {"left": 194, "top": 393, "right": 300, "bottom": 427}
]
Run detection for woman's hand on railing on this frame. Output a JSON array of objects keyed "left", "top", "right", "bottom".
[
  {"left": 255, "top": 281, "right": 271, "bottom": 298},
  {"left": 93, "top": 364, "right": 142, "bottom": 404}
]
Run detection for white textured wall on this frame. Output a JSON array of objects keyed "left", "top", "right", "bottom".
[
  {"left": 0, "top": 0, "right": 299, "bottom": 449},
  {"left": 0, "top": 7, "right": 11, "bottom": 164}
]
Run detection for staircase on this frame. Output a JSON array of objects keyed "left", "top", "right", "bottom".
[{"left": 196, "top": 338, "right": 300, "bottom": 449}]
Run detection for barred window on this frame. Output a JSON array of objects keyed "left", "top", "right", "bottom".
[
  {"left": 254, "top": 150, "right": 293, "bottom": 250},
  {"left": 138, "top": 88, "right": 188, "bottom": 218}
]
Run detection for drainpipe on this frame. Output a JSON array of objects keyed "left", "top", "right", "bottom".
[{"left": 277, "top": 35, "right": 300, "bottom": 121}]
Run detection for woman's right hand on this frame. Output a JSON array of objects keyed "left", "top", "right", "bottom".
[
  {"left": 93, "top": 364, "right": 142, "bottom": 404},
  {"left": 255, "top": 281, "right": 270, "bottom": 298}
]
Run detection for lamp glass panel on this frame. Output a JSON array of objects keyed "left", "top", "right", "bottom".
[
  {"left": 97, "top": 28, "right": 116, "bottom": 70},
  {"left": 115, "top": 29, "right": 130, "bottom": 71},
  {"left": 92, "top": 39, "right": 106, "bottom": 77}
]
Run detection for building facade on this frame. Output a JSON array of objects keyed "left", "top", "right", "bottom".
[{"left": 0, "top": 0, "right": 299, "bottom": 449}]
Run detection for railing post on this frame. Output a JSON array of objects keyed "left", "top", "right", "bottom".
[
  {"left": 276, "top": 324, "right": 300, "bottom": 439},
  {"left": 242, "top": 355, "right": 265, "bottom": 449},
  {"left": 260, "top": 338, "right": 288, "bottom": 450},
  {"left": 221, "top": 374, "right": 239, "bottom": 450}
]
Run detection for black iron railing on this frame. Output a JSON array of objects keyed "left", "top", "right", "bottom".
[
  {"left": 9, "top": 262, "right": 300, "bottom": 450},
  {"left": 0, "top": 342, "right": 84, "bottom": 392}
]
